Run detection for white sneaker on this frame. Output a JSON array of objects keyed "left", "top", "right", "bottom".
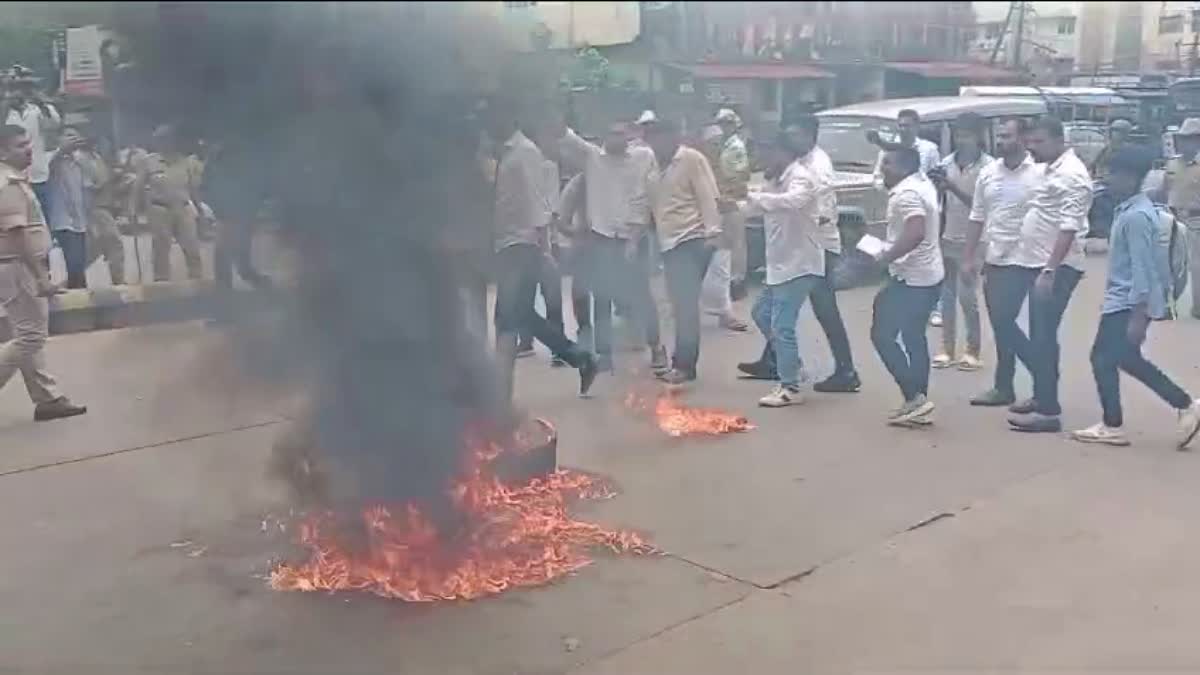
[
  {"left": 958, "top": 354, "right": 984, "bottom": 371},
  {"left": 1071, "top": 423, "right": 1130, "bottom": 446},
  {"left": 932, "top": 353, "right": 954, "bottom": 368},
  {"left": 929, "top": 311, "right": 943, "bottom": 327},
  {"left": 888, "top": 395, "right": 935, "bottom": 425},
  {"left": 1177, "top": 400, "right": 1200, "bottom": 450},
  {"left": 759, "top": 385, "right": 804, "bottom": 408}
]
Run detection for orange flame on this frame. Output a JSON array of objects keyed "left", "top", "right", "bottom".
[
  {"left": 625, "top": 388, "right": 755, "bottom": 438},
  {"left": 269, "top": 436, "right": 654, "bottom": 602}
]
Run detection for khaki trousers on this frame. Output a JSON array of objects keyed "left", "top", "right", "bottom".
[
  {"left": 0, "top": 261, "right": 61, "bottom": 404},
  {"left": 89, "top": 207, "right": 126, "bottom": 285},
  {"left": 147, "top": 203, "right": 203, "bottom": 281}
]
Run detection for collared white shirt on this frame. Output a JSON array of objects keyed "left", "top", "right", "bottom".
[
  {"left": 885, "top": 173, "right": 943, "bottom": 287},
  {"left": 649, "top": 145, "right": 722, "bottom": 252},
  {"left": 558, "top": 128, "right": 656, "bottom": 239},
  {"left": 969, "top": 152, "right": 1039, "bottom": 267},
  {"left": 939, "top": 150, "right": 993, "bottom": 245},
  {"left": 5, "top": 103, "right": 60, "bottom": 184},
  {"left": 493, "top": 130, "right": 548, "bottom": 252},
  {"left": 808, "top": 146, "right": 841, "bottom": 254},
  {"left": 1015, "top": 148, "right": 1091, "bottom": 270},
  {"left": 745, "top": 156, "right": 825, "bottom": 285}
]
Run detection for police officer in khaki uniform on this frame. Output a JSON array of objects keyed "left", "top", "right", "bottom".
[
  {"left": 134, "top": 124, "right": 204, "bottom": 281},
  {"left": 0, "top": 125, "right": 86, "bottom": 421},
  {"left": 1165, "top": 118, "right": 1200, "bottom": 319}
]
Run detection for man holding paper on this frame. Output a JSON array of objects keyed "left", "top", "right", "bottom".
[
  {"left": 867, "top": 147, "right": 944, "bottom": 426},
  {"left": 741, "top": 115, "right": 828, "bottom": 407}
]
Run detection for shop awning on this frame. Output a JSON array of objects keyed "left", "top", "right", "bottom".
[{"left": 664, "top": 62, "right": 835, "bottom": 80}]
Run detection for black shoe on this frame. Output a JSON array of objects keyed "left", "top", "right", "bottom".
[
  {"left": 578, "top": 353, "right": 599, "bottom": 397},
  {"left": 34, "top": 397, "right": 88, "bottom": 422},
  {"left": 814, "top": 370, "right": 861, "bottom": 393},
  {"left": 1008, "top": 397, "right": 1037, "bottom": 414},
  {"left": 970, "top": 388, "right": 1015, "bottom": 407},
  {"left": 737, "top": 359, "right": 778, "bottom": 380},
  {"left": 550, "top": 356, "right": 568, "bottom": 368}
]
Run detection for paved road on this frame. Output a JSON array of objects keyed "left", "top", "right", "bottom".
[{"left": 4, "top": 255, "right": 1200, "bottom": 674}]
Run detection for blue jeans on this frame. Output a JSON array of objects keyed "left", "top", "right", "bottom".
[{"left": 751, "top": 274, "right": 821, "bottom": 388}]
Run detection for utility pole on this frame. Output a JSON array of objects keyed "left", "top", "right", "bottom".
[
  {"left": 1191, "top": 31, "right": 1200, "bottom": 76},
  {"left": 989, "top": 1, "right": 1016, "bottom": 65},
  {"left": 1012, "top": 0, "right": 1026, "bottom": 69}
]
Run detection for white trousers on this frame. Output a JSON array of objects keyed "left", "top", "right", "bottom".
[{"left": 701, "top": 248, "right": 733, "bottom": 317}]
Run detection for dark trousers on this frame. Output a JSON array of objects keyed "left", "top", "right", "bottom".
[
  {"left": 51, "top": 229, "right": 88, "bottom": 289},
  {"left": 495, "top": 243, "right": 578, "bottom": 362},
  {"left": 581, "top": 231, "right": 661, "bottom": 357},
  {"left": 215, "top": 218, "right": 270, "bottom": 290},
  {"left": 983, "top": 264, "right": 1037, "bottom": 396},
  {"left": 661, "top": 238, "right": 714, "bottom": 376},
  {"left": 518, "top": 252, "right": 563, "bottom": 350},
  {"left": 1029, "top": 266, "right": 1083, "bottom": 416},
  {"left": 1091, "top": 310, "right": 1191, "bottom": 427},
  {"left": 811, "top": 250, "right": 855, "bottom": 372},
  {"left": 871, "top": 277, "right": 941, "bottom": 401}
]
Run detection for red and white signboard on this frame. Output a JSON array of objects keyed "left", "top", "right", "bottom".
[{"left": 63, "top": 25, "right": 106, "bottom": 97}]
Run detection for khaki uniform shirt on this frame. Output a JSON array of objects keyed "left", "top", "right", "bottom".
[
  {"left": 0, "top": 164, "right": 51, "bottom": 261},
  {"left": 138, "top": 153, "right": 204, "bottom": 208},
  {"left": 1166, "top": 154, "right": 1200, "bottom": 224}
]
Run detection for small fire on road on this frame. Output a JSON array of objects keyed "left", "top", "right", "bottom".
[
  {"left": 625, "top": 387, "right": 755, "bottom": 438},
  {"left": 269, "top": 429, "right": 654, "bottom": 602}
]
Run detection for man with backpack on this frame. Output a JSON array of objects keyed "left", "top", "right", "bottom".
[
  {"left": 1165, "top": 118, "right": 1200, "bottom": 319},
  {"left": 1071, "top": 146, "right": 1200, "bottom": 448}
]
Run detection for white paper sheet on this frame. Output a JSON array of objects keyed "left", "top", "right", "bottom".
[{"left": 855, "top": 234, "right": 885, "bottom": 258}]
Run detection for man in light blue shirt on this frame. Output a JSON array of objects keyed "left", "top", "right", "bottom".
[{"left": 1072, "top": 146, "right": 1200, "bottom": 448}]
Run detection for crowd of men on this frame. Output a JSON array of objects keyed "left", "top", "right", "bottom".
[{"left": 483, "top": 94, "right": 1200, "bottom": 450}]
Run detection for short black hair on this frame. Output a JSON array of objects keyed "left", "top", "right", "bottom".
[
  {"left": 889, "top": 146, "right": 921, "bottom": 175},
  {"left": 954, "top": 112, "right": 985, "bottom": 136},
  {"left": 898, "top": 108, "right": 920, "bottom": 123},
  {"left": 0, "top": 124, "right": 26, "bottom": 147},
  {"left": 997, "top": 116, "right": 1029, "bottom": 134},
  {"left": 1030, "top": 116, "right": 1065, "bottom": 140},
  {"left": 1107, "top": 145, "right": 1155, "bottom": 183}
]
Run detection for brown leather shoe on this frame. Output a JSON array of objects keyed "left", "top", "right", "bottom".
[{"left": 34, "top": 397, "right": 88, "bottom": 422}]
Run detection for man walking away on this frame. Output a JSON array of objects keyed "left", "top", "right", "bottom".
[
  {"left": 870, "top": 148, "right": 943, "bottom": 426},
  {"left": 699, "top": 118, "right": 749, "bottom": 332},
  {"left": 929, "top": 112, "right": 991, "bottom": 371},
  {"left": 1008, "top": 117, "right": 1092, "bottom": 433},
  {"left": 0, "top": 125, "right": 86, "bottom": 422},
  {"left": 962, "top": 118, "right": 1041, "bottom": 407},
  {"left": 46, "top": 126, "right": 91, "bottom": 288},
  {"left": 742, "top": 117, "right": 827, "bottom": 407},
  {"left": 1071, "top": 146, "right": 1200, "bottom": 448},
  {"left": 1164, "top": 117, "right": 1200, "bottom": 319},
  {"left": 738, "top": 117, "right": 861, "bottom": 392},
  {"left": 485, "top": 99, "right": 597, "bottom": 402},
  {"left": 644, "top": 119, "right": 722, "bottom": 386}
]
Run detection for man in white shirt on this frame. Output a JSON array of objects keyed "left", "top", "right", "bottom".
[
  {"left": 961, "top": 117, "right": 1042, "bottom": 408},
  {"left": 928, "top": 112, "right": 992, "bottom": 371},
  {"left": 557, "top": 122, "right": 666, "bottom": 373},
  {"left": 5, "top": 78, "right": 60, "bottom": 218},
  {"left": 742, "top": 116, "right": 828, "bottom": 407},
  {"left": 871, "top": 108, "right": 941, "bottom": 186},
  {"left": 485, "top": 99, "right": 597, "bottom": 402},
  {"left": 1006, "top": 117, "right": 1092, "bottom": 433},
  {"left": 870, "top": 147, "right": 944, "bottom": 426},
  {"left": 738, "top": 120, "right": 860, "bottom": 393}
]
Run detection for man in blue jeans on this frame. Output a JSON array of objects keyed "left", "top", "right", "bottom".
[
  {"left": 870, "top": 147, "right": 944, "bottom": 426},
  {"left": 743, "top": 116, "right": 829, "bottom": 407},
  {"left": 1071, "top": 146, "right": 1200, "bottom": 448}
]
